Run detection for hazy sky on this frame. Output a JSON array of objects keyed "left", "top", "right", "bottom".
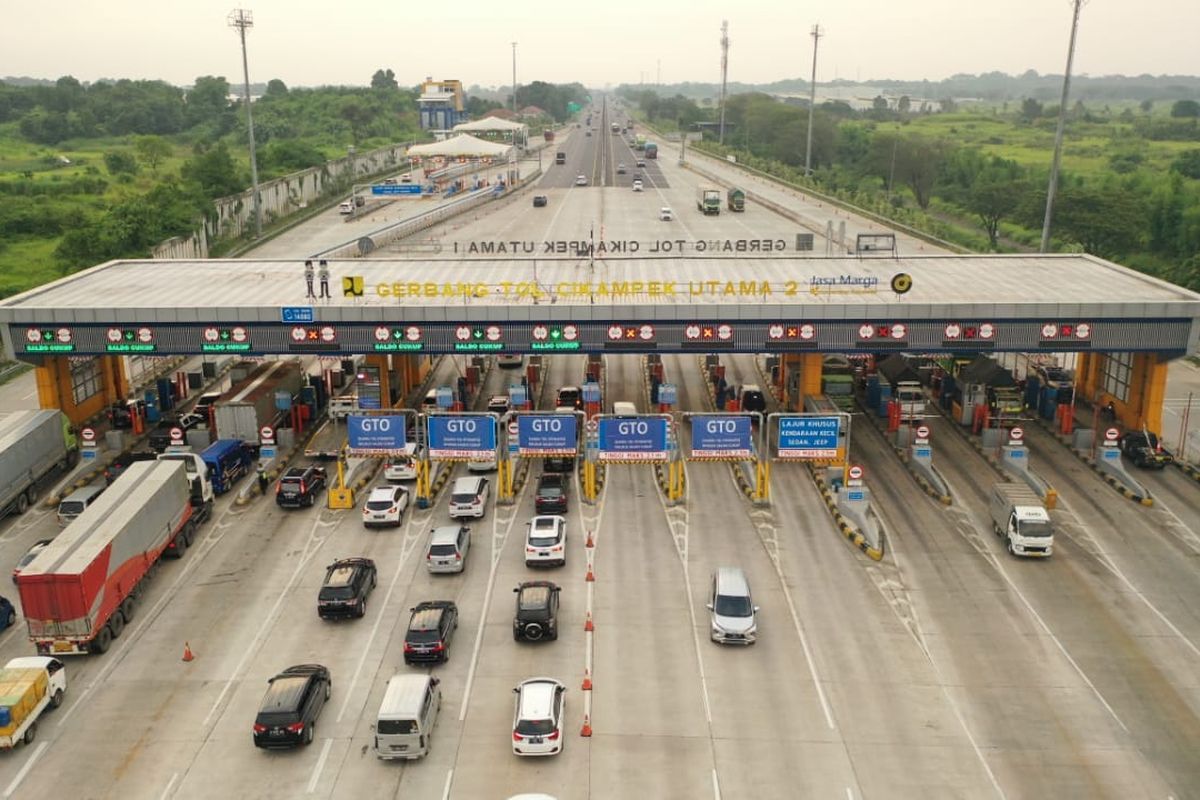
[{"left": 4, "top": 0, "right": 1197, "bottom": 89}]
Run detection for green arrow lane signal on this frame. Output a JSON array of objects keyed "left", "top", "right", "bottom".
[
  {"left": 125, "top": 330, "right": 134, "bottom": 341},
  {"left": 473, "top": 328, "right": 483, "bottom": 339},
  {"left": 392, "top": 329, "right": 403, "bottom": 339},
  {"left": 220, "top": 330, "right": 230, "bottom": 340},
  {"left": 550, "top": 328, "right": 562, "bottom": 339}
]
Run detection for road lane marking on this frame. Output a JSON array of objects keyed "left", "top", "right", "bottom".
[
  {"left": 157, "top": 772, "right": 179, "bottom": 800},
  {"left": 3, "top": 741, "right": 47, "bottom": 798},
  {"left": 306, "top": 738, "right": 333, "bottom": 793},
  {"left": 336, "top": 511, "right": 425, "bottom": 722},
  {"left": 441, "top": 769, "right": 454, "bottom": 800},
  {"left": 711, "top": 769, "right": 721, "bottom": 800}
]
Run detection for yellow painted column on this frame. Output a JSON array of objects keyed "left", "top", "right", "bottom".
[
  {"left": 35, "top": 361, "right": 62, "bottom": 410},
  {"left": 1075, "top": 352, "right": 1098, "bottom": 400},
  {"left": 798, "top": 353, "right": 823, "bottom": 409},
  {"left": 1133, "top": 353, "right": 1168, "bottom": 434}
]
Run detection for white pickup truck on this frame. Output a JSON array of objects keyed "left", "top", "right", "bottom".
[{"left": 0, "top": 656, "right": 67, "bottom": 748}]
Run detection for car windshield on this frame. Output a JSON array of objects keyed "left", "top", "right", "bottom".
[
  {"left": 429, "top": 544, "right": 458, "bottom": 557},
  {"left": 18, "top": 549, "right": 43, "bottom": 568},
  {"left": 529, "top": 530, "right": 561, "bottom": 547},
  {"left": 715, "top": 594, "right": 753, "bottom": 617},
  {"left": 319, "top": 586, "right": 355, "bottom": 600},
  {"left": 538, "top": 487, "right": 563, "bottom": 498},
  {"left": 388, "top": 458, "right": 413, "bottom": 468},
  {"left": 1018, "top": 519, "right": 1054, "bottom": 538},
  {"left": 516, "top": 718, "right": 555, "bottom": 736},
  {"left": 378, "top": 719, "right": 417, "bottom": 735},
  {"left": 58, "top": 501, "right": 85, "bottom": 515},
  {"left": 406, "top": 627, "right": 441, "bottom": 643},
  {"left": 451, "top": 493, "right": 476, "bottom": 504},
  {"left": 366, "top": 498, "right": 397, "bottom": 511},
  {"left": 256, "top": 711, "right": 299, "bottom": 726}
]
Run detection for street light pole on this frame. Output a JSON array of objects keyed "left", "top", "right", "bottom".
[
  {"left": 511, "top": 42, "right": 518, "bottom": 114},
  {"left": 228, "top": 9, "right": 261, "bottom": 238},
  {"left": 804, "top": 24, "right": 822, "bottom": 178},
  {"left": 1040, "top": 0, "right": 1085, "bottom": 253}
]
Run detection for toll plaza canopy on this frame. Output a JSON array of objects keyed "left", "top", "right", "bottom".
[
  {"left": 406, "top": 133, "right": 512, "bottom": 159},
  {"left": 2, "top": 253, "right": 1198, "bottom": 359}
]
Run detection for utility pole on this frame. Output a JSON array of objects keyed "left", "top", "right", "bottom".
[
  {"left": 804, "top": 24, "right": 822, "bottom": 178},
  {"left": 511, "top": 42, "right": 518, "bottom": 114},
  {"left": 228, "top": 8, "right": 262, "bottom": 238},
  {"left": 718, "top": 21, "right": 730, "bottom": 145},
  {"left": 1040, "top": 0, "right": 1085, "bottom": 253}
]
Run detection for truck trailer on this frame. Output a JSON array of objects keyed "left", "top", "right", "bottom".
[
  {"left": 727, "top": 187, "right": 745, "bottom": 211},
  {"left": 0, "top": 657, "right": 67, "bottom": 748},
  {"left": 0, "top": 410, "right": 78, "bottom": 519},
  {"left": 18, "top": 460, "right": 209, "bottom": 655},
  {"left": 696, "top": 186, "right": 721, "bottom": 216},
  {"left": 988, "top": 483, "right": 1054, "bottom": 557},
  {"left": 213, "top": 360, "right": 305, "bottom": 444}
]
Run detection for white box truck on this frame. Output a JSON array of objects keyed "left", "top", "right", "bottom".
[
  {"left": 0, "top": 656, "right": 67, "bottom": 748},
  {"left": 988, "top": 483, "right": 1054, "bottom": 557}
]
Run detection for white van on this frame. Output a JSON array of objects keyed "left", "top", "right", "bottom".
[
  {"left": 375, "top": 674, "right": 441, "bottom": 760},
  {"left": 448, "top": 476, "right": 489, "bottom": 519},
  {"left": 612, "top": 401, "right": 637, "bottom": 417},
  {"left": 707, "top": 566, "right": 758, "bottom": 644},
  {"left": 56, "top": 485, "right": 106, "bottom": 526},
  {"left": 384, "top": 443, "right": 423, "bottom": 482},
  {"left": 328, "top": 394, "right": 359, "bottom": 420},
  {"left": 338, "top": 200, "right": 355, "bottom": 215}
]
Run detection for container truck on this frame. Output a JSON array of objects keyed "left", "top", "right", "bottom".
[
  {"left": 727, "top": 187, "right": 745, "bottom": 211},
  {"left": 18, "top": 459, "right": 210, "bottom": 655},
  {"left": 988, "top": 483, "right": 1054, "bottom": 557},
  {"left": 696, "top": 186, "right": 721, "bottom": 216},
  {"left": 0, "top": 657, "right": 67, "bottom": 748},
  {"left": 0, "top": 410, "right": 79, "bottom": 519},
  {"left": 213, "top": 360, "right": 305, "bottom": 444},
  {"left": 155, "top": 451, "right": 215, "bottom": 514},
  {"left": 644, "top": 142, "right": 658, "bottom": 159}
]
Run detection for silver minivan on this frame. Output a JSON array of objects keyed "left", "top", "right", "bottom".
[
  {"left": 375, "top": 674, "right": 441, "bottom": 760},
  {"left": 56, "top": 485, "right": 106, "bottom": 526},
  {"left": 707, "top": 567, "right": 758, "bottom": 644},
  {"left": 448, "top": 476, "right": 489, "bottom": 519},
  {"left": 427, "top": 525, "right": 471, "bottom": 573}
]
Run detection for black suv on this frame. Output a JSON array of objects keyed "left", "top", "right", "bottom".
[
  {"left": 104, "top": 450, "right": 158, "bottom": 485},
  {"left": 276, "top": 464, "right": 327, "bottom": 508},
  {"left": 513, "top": 581, "right": 560, "bottom": 641},
  {"left": 1119, "top": 430, "right": 1172, "bottom": 469},
  {"left": 318, "top": 558, "right": 377, "bottom": 619},
  {"left": 543, "top": 455, "right": 576, "bottom": 474},
  {"left": 403, "top": 601, "right": 458, "bottom": 664},
  {"left": 252, "top": 664, "right": 331, "bottom": 748},
  {"left": 534, "top": 473, "right": 570, "bottom": 514},
  {"left": 532, "top": 194, "right": 548, "bottom": 207}
]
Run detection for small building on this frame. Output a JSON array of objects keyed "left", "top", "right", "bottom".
[{"left": 418, "top": 78, "right": 467, "bottom": 132}]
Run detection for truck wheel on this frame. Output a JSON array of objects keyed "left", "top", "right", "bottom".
[
  {"left": 108, "top": 612, "right": 125, "bottom": 639},
  {"left": 23, "top": 721, "right": 36, "bottom": 745},
  {"left": 1006, "top": 540, "right": 1015, "bottom": 556},
  {"left": 175, "top": 533, "right": 189, "bottom": 555},
  {"left": 91, "top": 627, "right": 112, "bottom": 654},
  {"left": 50, "top": 689, "right": 64, "bottom": 709},
  {"left": 121, "top": 597, "right": 136, "bottom": 623},
  {"left": 5, "top": 609, "right": 14, "bottom": 627},
  {"left": 14, "top": 493, "right": 28, "bottom": 515}
]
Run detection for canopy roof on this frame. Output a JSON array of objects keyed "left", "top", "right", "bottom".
[
  {"left": 453, "top": 116, "right": 527, "bottom": 133},
  {"left": 407, "top": 134, "right": 512, "bottom": 158},
  {"left": 959, "top": 355, "right": 1016, "bottom": 387}
]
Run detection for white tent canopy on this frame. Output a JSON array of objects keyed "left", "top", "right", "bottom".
[
  {"left": 406, "top": 134, "right": 513, "bottom": 158},
  {"left": 452, "top": 116, "right": 528, "bottom": 134}
]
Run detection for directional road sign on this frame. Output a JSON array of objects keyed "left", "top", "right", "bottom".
[
  {"left": 777, "top": 415, "right": 840, "bottom": 459},
  {"left": 598, "top": 416, "right": 668, "bottom": 462},
  {"left": 689, "top": 415, "right": 752, "bottom": 459},
  {"left": 428, "top": 414, "right": 496, "bottom": 460},
  {"left": 371, "top": 184, "right": 421, "bottom": 195},
  {"left": 517, "top": 414, "right": 578, "bottom": 456},
  {"left": 347, "top": 415, "right": 407, "bottom": 454}
]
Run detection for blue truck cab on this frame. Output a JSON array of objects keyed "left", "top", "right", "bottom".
[{"left": 200, "top": 439, "right": 252, "bottom": 495}]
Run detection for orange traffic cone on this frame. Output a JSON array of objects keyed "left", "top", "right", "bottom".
[
  {"left": 585, "top": 567, "right": 595, "bottom": 582},
  {"left": 582, "top": 669, "right": 593, "bottom": 691},
  {"left": 580, "top": 713, "right": 593, "bottom": 737},
  {"left": 586, "top": 530, "right": 595, "bottom": 548},
  {"left": 182, "top": 642, "right": 195, "bottom": 662},
  {"left": 584, "top": 611, "right": 594, "bottom": 632}
]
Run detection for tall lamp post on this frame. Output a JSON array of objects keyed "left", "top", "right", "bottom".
[{"left": 228, "top": 8, "right": 262, "bottom": 238}]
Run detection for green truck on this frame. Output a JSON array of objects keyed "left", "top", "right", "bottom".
[
  {"left": 727, "top": 187, "right": 745, "bottom": 212},
  {"left": 696, "top": 186, "right": 721, "bottom": 216}
]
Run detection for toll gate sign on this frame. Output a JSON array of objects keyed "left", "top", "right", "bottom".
[
  {"left": 777, "top": 415, "right": 840, "bottom": 459},
  {"left": 690, "top": 415, "right": 752, "bottom": 459},
  {"left": 428, "top": 414, "right": 496, "bottom": 460},
  {"left": 517, "top": 414, "right": 578, "bottom": 456},
  {"left": 347, "top": 415, "right": 407, "bottom": 455},
  {"left": 598, "top": 417, "right": 668, "bottom": 462}
]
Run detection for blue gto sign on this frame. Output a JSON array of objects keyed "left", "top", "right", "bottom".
[
  {"left": 690, "top": 415, "right": 752, "bottom": 459},
  {"left": 347, "top": 415, "right": 407, "bottom": 453},
  {"left": 428, "top": 414, "right": 496, "bottom": 459},
  {"left": 598, "top": 416, "right": 668, "bottom": 462},
  {"left": 517, "top": 414, "right": 577, "bottom": 456},
  {"left": 777, "top": 415, "right": 840, "bottom": 459}
]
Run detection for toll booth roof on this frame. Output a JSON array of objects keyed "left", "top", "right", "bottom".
[{"left": 1, "top": 254, "right": 1198, "bottom": 325}]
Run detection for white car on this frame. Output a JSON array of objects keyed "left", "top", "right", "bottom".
[
  {"left": 363, "top": 485, "right": 409, "bottom": 528},
  {"left": 384, "top": 443, "right": 423, "bottom": 482},
  {"left": 487, "top": 395, "right": 512, "bottom": 416},
  {"left": 511, "top": 678, "right": 566, "bottom": 757},
  {"left": 632, "top": 179, "right": 644, "bottom": 192},
  {"left": 574, "top": 175, "right": 588, "bottom": 186},
  {"left": 659, "top": 206, "right": 673, "bottom": 221},
  {"left": 525, "top": 515, "right": 567, "bottom": 567}
]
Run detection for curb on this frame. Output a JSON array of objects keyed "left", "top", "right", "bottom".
[
  {"left": 854, "top": 394, "right": 953, "bottom": 505},
  {"left": 1173, "top": 459, "right": 1200, "bottom": 483},
  {"left": 808, "top": 462, "right": 883, "bottom": 561},
  {"left": 1026, "top": 413, "right": 1152, "bottom": 506}
]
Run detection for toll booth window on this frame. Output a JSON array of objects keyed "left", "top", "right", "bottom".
[
  {"left": 1100, "top": 351, "right": 1133, "bottom": 404},
  {"left": 70, "top": 357, "right": 103, "bottom": 404}
]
